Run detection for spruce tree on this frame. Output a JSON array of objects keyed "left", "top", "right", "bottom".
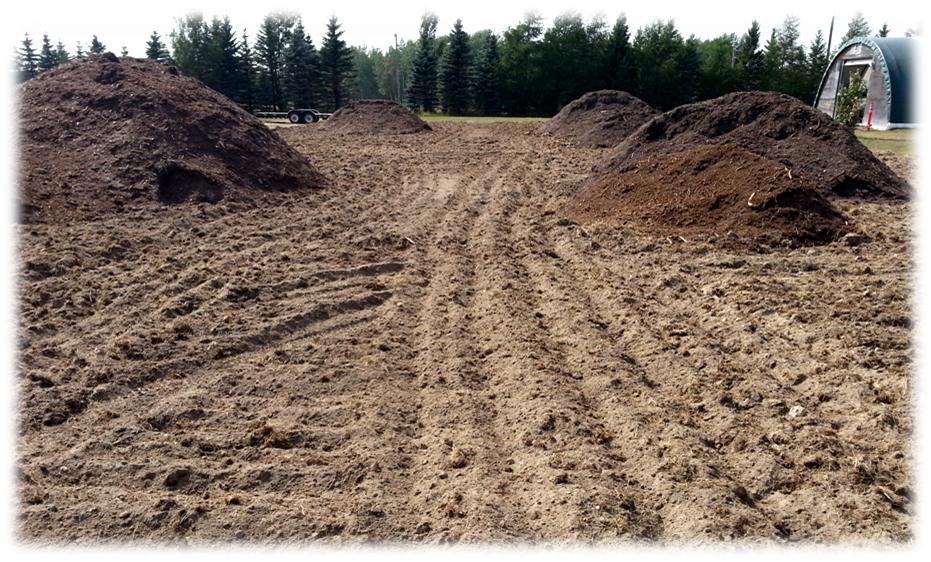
[
  {"left": 38, "top": 34, "right": 57, "bottom": 73},
  {"left": 238, "top": 30, "right": 257, "bottom": 110},
  {"left": 736, "top": 21, "right": 765, "bottom": 90},
  {"left": 474, "top": 33, "right": 500, "bottom": 115},
  {"left": 55, "top": 42, "right": 70, "bottom": 65},
  {"left": 19, "top": 34, "right": 38, "bottom": 80},
  {"left": 841, "top": 12, "right": 871, "bottom": 44},
  {"left": 171, "top": 13, "right": 210, "bottom": 81},
  {"left": 120, "top": 45, "right": 129, "bottom": 57},
  {"left": 440, "top": 19, "right": 471, "bottom": 115},
  {"left": 284, "top": 20, "right": 320, "bottom": 107},
  {"left": 89, "top": 35, "right": 106, "bottom": 54},
  {"left": 254, "top": 12, "right": 297, "bottom": 109},
  {"left": 75, "top": 42, "right": 85, "bottom": 59},
  {"left": 205, "top": 17, "right": 244, "bottom": 100},
  {"left": 319, "top": 16, "right": 354, "bottom": 110},
  {"left": 605, "top": 15, "right": 636, "bottom": 92},
  {"left": 408, "top": 12, "right": 439, "bottom": 112},
  {"left": 805, "top": 30, "right": 830, "bottom": 102},
  {"left": 878, "top": 23, "right": 890, "bottom": 38},
  {"left": 145, "top": 32, "right": 171, "bottom": 62}
]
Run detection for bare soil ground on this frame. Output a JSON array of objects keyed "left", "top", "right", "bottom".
[{"left": 17, "top": 122, "right": 912, "bottom": 544}]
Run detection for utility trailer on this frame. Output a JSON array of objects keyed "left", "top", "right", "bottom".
[{"left": 253, "top": 108, "right": 332, "bottom": 124}]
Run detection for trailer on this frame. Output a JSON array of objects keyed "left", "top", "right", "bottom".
[{"left": 253, "top": 108, "right": 332, "bottom": 124}]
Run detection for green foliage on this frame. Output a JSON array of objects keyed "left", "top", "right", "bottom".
[
  {"left": 38, "top": 34, "right": 57, "bottom": 72},
  {"left": 697, "top": 34, "right": 739, "bottom": 100},
  {"left": 633, "top": 21, "right": 695, "bottom": 109},
  {"left": 878, "top": 23, "right": 890, "bottom": 38},
  {"left": 604, "top": 15, "right": 636, "bottom": 93},
  {"left": 145, "top": 32, "right": 171, "bottom": 62},
  {"left": 89, "top": 35, "right": 106, "bottom": 54},
  {"left": 440, "top": 19, "right": 472, "bottom": 115},
  {"left": 319, "top": 16, "right": 354, "bottom": 110},
  {"left": 498, "top": 12, "right": 544, "bottom": 115},
  {"left": 841, "top": 12, "right": 871, "bottom": 44},
  {"left": 55, "top": 42, "right": 70, "bottom": 65},
  {"left": 18, "top": 34, "right": 38, "bottom": 81},
  {"left": 473, "top": 33, "right": 500, "bottom": 115},
  {"left": 835, "top": 71, "right": 868, "bottom": 128},
  {"left": 351, "top": 47, "right": 385, "bottom": 100},
  {"left": 283, "top": 20, "right": 320, "bottom": 107},
  {"left": 539, "top": 12, "right": 609, "bottom": 112},
  {"left": 805, "top": 30, "right": 830, "bottom": 102},
  {"left": 761, "top": 17, "right": 808, "bottom": 98},
  {"left": 171, "top": 13, "right": 210, "bottom": 80},
  {"left": 408, "top": 12, "right": 440, "bottom": 112},
  {"left": 254, "top": 12, "right": 297, "bottom": 110}
]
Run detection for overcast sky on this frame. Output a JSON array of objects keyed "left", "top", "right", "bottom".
[{"left": 7, "top": 0, "right": 922, "bottom": 57}]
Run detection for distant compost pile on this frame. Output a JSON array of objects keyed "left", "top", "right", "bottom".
[
  {"left": 603, "top": 91, "right": 908, "bottom": 198},
  {"left": 544, "top": 90, "right": 658, "bottom": 148},
  {"left": 18, "top": 54, "right": 325, "bottom": 223},
  {"left": 569, "top": 144, "right": 851, "bottom": 246},
  {"left": 323, "top": 100, "right": 432, "bottom": 135}
]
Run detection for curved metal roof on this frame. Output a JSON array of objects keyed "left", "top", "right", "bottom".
[{"left": 814, "top": 36, "right": 918, "bottom": 125}]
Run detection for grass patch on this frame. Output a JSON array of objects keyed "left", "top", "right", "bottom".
[{"left": 855, "top": 128, "right": 914, "bottom": 155}]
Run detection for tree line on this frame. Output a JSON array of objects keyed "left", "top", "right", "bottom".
[{"left": 13, "top": 10, "right": 904, "bottom": 116}]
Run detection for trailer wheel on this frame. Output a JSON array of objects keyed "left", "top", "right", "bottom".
[
  {"left": 288, "top": 112, "right": 301, "bottom": 124},
  {"left": 302, "top": 112, "right": 316, "bottom": 124}
]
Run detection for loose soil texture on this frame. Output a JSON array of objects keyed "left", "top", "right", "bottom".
[
  {"left": 18, "top": 54, "right": 324, "bottom": 223},
  {"left": 543, "top": 90, "right": 657, "bottom": 148},
  {"left": 17, "top": 122, "right": 912, "bottom": 544},
  {"left": 569, "top": 144, "right": 850, "bottom": 247},
  {"left": 323, "top": 99, "right": 432, "bottom": 135},
  {"left": 606, "top": 91, "right": 908, "bottom": 198}
]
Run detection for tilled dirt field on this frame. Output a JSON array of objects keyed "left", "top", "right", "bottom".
[{"left": 17, "top": 123, "right": 912, "bottom": 543}]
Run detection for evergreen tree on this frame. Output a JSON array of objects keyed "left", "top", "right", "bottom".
[
  {"left": 75, "top": 42, "right": 85, "bottom": 59},
  {"left": 540, "top": 13, "right": 607, "bottom": 111},
  {"left": 805, "top": 30, "right": 830, "bottom": 102},
  {"left": 239, "top": 30, "right": 257, "bottom": 110},
  {"left": 254, "top": 12, "right": 297, "bottom": 109},
  {"left": 499, "top": 13, "right": 544, "bottom": 115},
  {"left": 120, "top": 45, "right": 129, "bottom": 57},
  {"left": 89, "top": 35, "right": 106, "bottom": 54},
  {"left": 605, "top": 15, "right": 636, "bottom": 92},
  {"left": 171, "top": 13, "right": 210, "bottom": 80},
  {"left": 841, "top": 12, "right": 871, "bottom": 44},
  {"left": 18, "top": 34, "right": 38, "bottom": 81},
  {"left": 677, "top": 36, "right": 703, "bottom": 104},
  {"left": 38, "top": 34, "right": 57, "bottom": 73},
  {"left": 736, "top": 21, "right": 765, "bottom": 90},
  {"left": 440, "top": 19, "right": 472, "bottom": 115},
  {"left": 205, "top": 16, "right": 245, "bottom": 100},
  {"left": 473, "top": 33, "right": 500, "bottom": 115},
  {"left": 351, "top": 47, "right": 385, "bottom": 100},
  {"left": 633, "top": 20, "right": 692, "bottom": 109},
  {"left": 878, "top": 23, "right": 890, "bottom": 37},
  {"left": 698, "top": 34, "right": 739, "bottom": 100},
  {"left": 55, "top": 42, "right": 70, "bottom": 65},
  {"left": 146, "top": 31, "right": 170, "bottom": 62},
  {"left": 407, "top": 12, "right": 440, "bottom": 112},
  {"left": 283, "top": 20, "right": 320, "bottom": 107},
  {"left": 319, "top": 16, "right": 354, "bottom": 110}
]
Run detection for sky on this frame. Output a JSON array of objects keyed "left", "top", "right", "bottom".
[{"left": 6, "top": 0, "right": 923, "bottom": 57}]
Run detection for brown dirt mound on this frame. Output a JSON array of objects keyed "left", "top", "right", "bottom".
[
  {"left": 605, "top": 91, "right": 907, "bottom": 198},
  {"left": 18, "top": 54, "right": 325, "bottom": 223},
  {"left": 323, "top": 99, "right": 432, "bottom": 135},
  {"left": 569, "top": 144, "right": 850, "bottom": 246},
  {"left": 544, "top": 90, "right": 657, "bottom": 148}
]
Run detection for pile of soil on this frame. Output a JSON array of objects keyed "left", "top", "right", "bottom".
[
  {"left": 18, "top": 54, "right": 325, "bottom": 223},
  {"left": 605, "top": 91, "right": 907, "bottom": 198},
  {"left": 544, "top": 90, "right": 657, "bottom": 147},
  {"left": 323, "top": 100, "right": 432, "bottom": 135},
  {"left": 568, "top": 144, "right": 850, "bottom": 246}
]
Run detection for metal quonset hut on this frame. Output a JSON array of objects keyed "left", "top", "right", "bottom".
[{"left": 814, "top": 36, "right": 917, "bottom": 130}]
